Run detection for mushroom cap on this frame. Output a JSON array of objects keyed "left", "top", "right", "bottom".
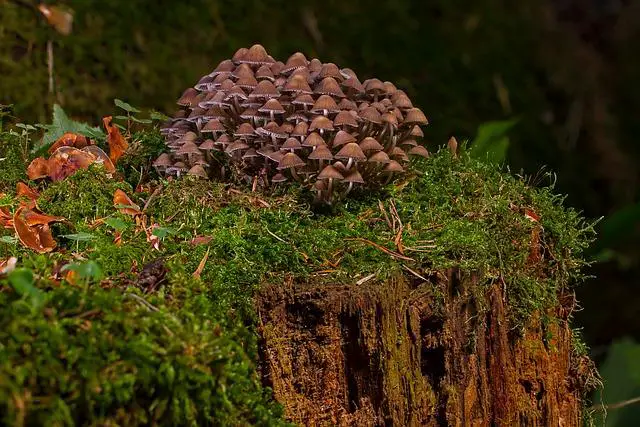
[
  {"left": 292, "top": 93, "right": 315, "bottom": 107},
  {"left": 332, "top": 130, "right": 356, "bottom": 147},
  {"left": 410, "top": 125, "right": 424, "bottom": 138},
  {"left": 282, "top": 137, "right": 302, "bottom": 150},
  {"left": 277, "top": 152, "right": 306, "bottom": 170},
  {"left": 384, "top": 160, "right": 404, "bottom": 172},
  {"left": 178, "top": 88, "right": 199, "bottom": 107},
  {"left": 201, "top": 119, "right": 225, "bottom": 134},
  {"left": 233, "top": 63, "right": 254, "bottom": 79},
  {"left": 403, "top": 108, "right": 428, "bottom": 125},
  {"left": 235, "top": 122, "right": 256, "bottom": 138},
  {"left": 187, "top": 164, "right": 208, "bottom": 178},
  {"left": 250, "top": 80, "right": 279, "bottom": 99},
  {"left": 308, "top": 145, "right": 334, "bottom": 161},
  {"left": 335, "top": 142, "right": 366, "bottom": 162},
  {"left": 408, "top": 145, "right": 430, "bottom": 158},
  {"left": 315, "top": 77, "right": 345, "bottom": 98},
  {"left": 309, "top": 115, "right": 334, "bottom": 132},
  {"left": 271, "top": 173, "right": 288, "bottom": 183},
  {"left": 319, "top": 63, "right": 342, "bottom": 80},
  {"left": 368, "top": 151, "right": 391, "bottom": 164},
  {"left": 359, "top": 106, "right": 382, "bottom": 124},
  {"left": 153, "top": 152, "right": 172, "bottom": 168},
  {"left": 259, "top": 98, "right": 285, "bottom": 114},
  {"left": 237, "top": 44, "right": 274, "bottom": 65},
  {"left": 291, "top": 122, "right": 309, "bottom": 138},
  {"left": 283, "top": 52, "right": 308, "bottom": 73},
  {"left": 359, "top": 137, "right": 384, "bottom": 152},
  {"left": 317, "top": 164, "right": 344, "bottom": 180},
  {"left": 333, "top": 110, "right": 359, "bottom": 128},
  {"left": 199, "top": 139, "right": 216, "bottom": 150},
  {"left": 400, "top": 138, "right": 418, "bottom": 147},
  {"left": 303, "top": 132, "right": 325, "bottom": 148},
  {"left": 344, "top": 169, "right": 365, "bottom": 184},
  {"left": 176, "top": 141, "right": 202, "bottom": 156},
  {"left": 283, "top": 74, "right": 313, "bottom": 94},
  {"left": 225, "top": 140, "right": 250, "bottom": 153},
  {"left": 311, "top": 95, "right": 339, "bottom": 114}
]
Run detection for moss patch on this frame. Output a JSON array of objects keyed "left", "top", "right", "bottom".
[{"left": 0, "top": 129, "right": 594, "bottom": 425}]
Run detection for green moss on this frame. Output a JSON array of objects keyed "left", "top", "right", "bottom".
[
  {"left": 0, "top": 132, "right": 28, "bottom": 192},
  {"left": 0, "top": 141, "right": 595, "bottom": 424},
  {"left": 38, "top": 166, "right": 133, "bottom": 223},
  {"left": 0, "top": 284, "right": 288, "bottom": 426}
]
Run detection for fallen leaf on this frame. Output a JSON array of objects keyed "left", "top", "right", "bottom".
[
  {"left": 48, "top": 146, "right": 97, "bottom": 182},
  {"left": 190, "top": 235, "right": 214, "bottom": 246},
  {"left": 103, "top": 116, "right": 128, "bottom": 164},
  {"left": 16, "top": 182, "right": 40, "bottom": 209},
  {"left": 113, "top": 230, "right": 123, "bottom": 246},
  {"left": 48, "top": 132, "right": 91, "bottom": 154},
  {"left": 113, "top": 189, "right": 141, "bottom": 216},
  {"left": 82, "top": 145, "right": 116, "bottom": 173},
  {"left": 13, "top": 207, "right": 56, "bottom": 253},
  {"left": 27, "top": 157, "right": 50, "bottom": 180},
  {"left": 23, "top": 209, "right": 65, "bottom": 226}
]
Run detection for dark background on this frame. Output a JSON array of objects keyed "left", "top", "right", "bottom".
[{"left": 1, "top": 0, "right": 639, "bottom": 421}]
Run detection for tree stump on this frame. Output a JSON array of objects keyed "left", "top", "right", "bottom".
[{"left": 257, "top": 269, "right": 593, "bottom": 426}]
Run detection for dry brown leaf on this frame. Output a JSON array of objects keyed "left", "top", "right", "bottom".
[
  {"left": 190, "top": 235, "right": 214, "bottom": 246},
  {"left": 48, "top": 132, "right": 91, "bottom": 154},
  {"left": 82, "top": 145, "right": 116, "bottom": 173},
  {"left": 113, "top": 189, "right": 142, "bottom": 216},
  {"left": 13, "top": 207, "right": 55, "bottom": 253},
  {"left": 23, "top": 209, "right": 65, "bottom": 227},
  {"left": 27, "top": 157, "right": 50, "bottom": 180},
  {"left": 48, "top": 147, "right": 97, "bottom": 182},
  {"left": 192, "top": 248, "right": 210, "bottom": 279},
  {"left": 103, "top": 116, "right": 129, "bottom": 164},
  {"left": 16, "top": 182, "right": 40, "bottom": 209},
  {"left": 37, "top": 224, "right": 57, "bottom": 251}
]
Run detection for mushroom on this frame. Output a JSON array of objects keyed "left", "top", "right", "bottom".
[{"left": 277, "top": 152, "right": 306, "bottom": 182}]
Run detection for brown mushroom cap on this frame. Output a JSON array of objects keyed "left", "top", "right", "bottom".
[
  {"left": 187, "top": 165, "right": 208, "bottom": 178},
  {"left": 277, "top": 152, "right": 306, "bottom": 170},
  {"left": 238, "top": 44, "right": 274, "bottom": 65},
  {"left": 344, "top": 169, "right": 365, "bottom": 184},
  {"left": 317, "top": 164, "right": 344, "bottom": 180},
  {"left": 384, "top": 160, "right": 404, "bottom": 172},
  {"left": 308, "top": 145, "right": 334, "bottom": 161},
  {"left": 368, "top": 151, "right": 391, "bottom": 164},
  {"left": 403, "top": 108, "right": 428, "bottom": 125},
  {"left": 303, "top": 132, "right": 325, "bottom": 148},
  {"left": 408, "top": 145, "right": 430, "bottom": 158},
  {"left": 283, "top": 52, "right": 308, "bottom": 73},
  {"left": 333, "top": 110, "right": 359, "bottom": 128},
  {"left": 309, "top": 115, "right": 334, "bottom": 132},
  {"left": 335, "top": 142, "right": 366, "bottom": 162},
  {"left": 332, "top": 130, "right": 356, "bottom": 147},
  {"left": 311, "top": 95, "right": 339, "bottom": 115},
  {"left": 315, "top": 77, "right": 346, "bottom": 98},
  {"left": 359, "top": 137, "right": 384, "bottom": 152}
]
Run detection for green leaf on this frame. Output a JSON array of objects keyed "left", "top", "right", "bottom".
[
  {"left": 152, "top": 226, "right": 177, "bottom": 239},
  {"left": 114, "top": 115, "right": 130, "bottom": 121},
  {"left": 592, "top": 338, "right": 640, "bottom": 426},
  {"left": 0, "top": 236, "right": 18, "bottom": 245},
  {"left": 130, "top": 116, "right": 152, "bottom": 124},
  {"left": 114, "top": 98, "right": 141, "bottom": 113},
  {"left": 61, "top": 260, "right": 103, "bottom": 283},
  {"left": 34, "top": 104, "right": 104, "bottom": 153},
  {"left": 15, "top": 123, "right": 37, "bottom": 131},
  {"left": 104, "top": 217, "right": 129, "bottom": 231},
  {"left": 149, "top": 111, "right": 170, "bottom": 122},
  {"left": 7, "top": 268, "right": 43, "bottom": 306},
  {"left": 61, "top": 232, "right": 97, "bottom": 242},
  {"left": 469, "top": 119, "right": 517, "bottom": 164}
]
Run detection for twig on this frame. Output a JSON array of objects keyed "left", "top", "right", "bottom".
[
  {"left": 589, "top": 396, "right": 640, "bottom": 412},
  {"left": 378, "top": 200, "right": 392, "bottom": 229},
  {"left": 47, "top": 39, "right": 54, "bottom": 95},
  {"left": 345, "top": 237, "right": 415, "bottom": 261},
  {"left": 356, "top": 273, "right": 376, "bottom": 285},
  {"left": 142, "top": 184, "right": 163, "bottom": 212},
  {"left": 265, "top": 225, "right": 287, "bottom": 243},
  {"left": 401, "top": 264, "right": 428, "bottom": 282}
]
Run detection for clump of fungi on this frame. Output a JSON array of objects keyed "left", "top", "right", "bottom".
[{"left": 156, "top": 44, "right": 429, "bottom": 204}]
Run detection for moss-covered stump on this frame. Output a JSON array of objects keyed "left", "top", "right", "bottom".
[
  {"left": 0, "top": 134, "right": 597, "bottom": 426},
  {"left": 257, "top": 272, "right": 587, "bottom": 426}
]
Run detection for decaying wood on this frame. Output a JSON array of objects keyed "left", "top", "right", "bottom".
[{"left": 256, "top": 269, "right": 590, "bottom": 426}]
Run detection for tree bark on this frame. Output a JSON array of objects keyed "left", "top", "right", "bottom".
[{"left": 256, "top": 269, "right": 591, "bottom": 426}]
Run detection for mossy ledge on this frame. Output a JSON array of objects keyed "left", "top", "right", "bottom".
[{"left": 0, "top": 131, "right": 597, "bottom": 426}]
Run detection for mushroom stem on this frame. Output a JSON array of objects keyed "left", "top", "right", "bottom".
[
  {"left": 289, "top": 166, "right": 301, "bottom": 182},
  {"left": 345, "top": 158, "right": 354, "bottom": 170},
  {"left": 343, "top": 181, "right": 354, "bottom": 197},
  {"left": 327, "top": 178, "right": 334, "bottom": 204}
]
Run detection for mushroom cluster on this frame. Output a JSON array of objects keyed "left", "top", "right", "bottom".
[{"left": 156, "top": 44, "right": 429, "bottom": 204}]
